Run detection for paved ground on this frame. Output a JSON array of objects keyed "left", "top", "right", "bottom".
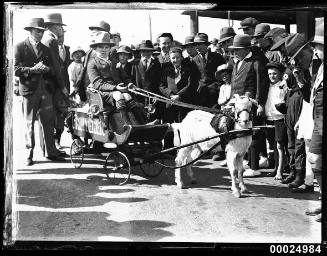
[{"left": 12, "top": 96, "right": 321, "bottom": 243}]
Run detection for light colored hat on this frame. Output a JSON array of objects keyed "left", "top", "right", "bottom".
[
  {"left": 90, "top": 31, "right": 115, "bottom": 47},
  {"left": 193, "top": 33, "right": 210, "bottom": 45},
  {"left": 24, "top": 18, "right": 46, "bottom": 31},
  {"left": 117, "top": 45, "right": 132, "bottom": 54},
  {"left": 44, "top": 13, "right": 66, "bottom": 26},
  {"left": 70, "top": 46, "right": 86, "bottom": 60}
]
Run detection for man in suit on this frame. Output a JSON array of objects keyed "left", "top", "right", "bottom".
[
  {"left": 218, "top": 27, "right": 236, "bottom": 65},
  {"left": 55, "top": 32, "right": 71, "bottom": 149},
  {"left": 157, "top": 33, "right": 174, "bottom": 64},
  {"left": 228, "top": 34, "right": 270, "bottom": 176},
  {"left": 130, "top": 40, "right": 162, "bottom": 120},
  {"left": 14, "top": 17, "right": 66, "bottom": 165},
  {"left": 192, "top": 33, "right": 226, "bottom": 107},
  {"left": 159, "top": 47, "right": 197, "bottom": 122},
  {"left": 41, "top": 13, "right": 69, "bottom": 155}
]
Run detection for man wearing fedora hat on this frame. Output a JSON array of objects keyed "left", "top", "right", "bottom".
[
  {"left": 89, "top": 20, "right": 111, "bottom": 34},
  {"left": 14, "top": 17, "right": 66, "bottom": 165},
  {"left": 228, "top": 34, "right": 270, "bottom": 176},
  {"left": 218, "top": 27, "right": 236, "bottom": 64},
  {"left": 276, "top": 33, "right": 312, "bottom": 191},
  {"left": 192, "top": 33, "right": 225, "bottom": 107},
  {"left": 238, "top": 17, "right": 259, "bottom": 36},
  {"left": 263, "top": 27, "right": 289, "bottom": 63},
  {"left": 130, "top": 40, "right": 162, "bottom": 120}
]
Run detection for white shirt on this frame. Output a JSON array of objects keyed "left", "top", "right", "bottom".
[
  {"left": 264, "top": 80, "right": 288, "bottom": 121},
  {"left": 217, "top": 83, "right": 231, "bottom": 105},
  {"left": 237, "top": 51, "right": 252, "bottom": 71},
  {"left": 141, "top": 57, "right": 153, "bottom": 69},
  {"left": 68, "top": 61, "right": 83, "bottom": 92}
]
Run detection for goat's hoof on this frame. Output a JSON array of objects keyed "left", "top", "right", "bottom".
[
  {"left": 190, "top": 179, "right": 197, "bottom": 184},
  {"left": 240, "top": 186, "right": 249, "bottom": 194},
  {"left": 232, "top": 190, "right": 241, "bottom": 198},
  {"left": 175, "top": 181, "right": 186, "bottom": 189}
]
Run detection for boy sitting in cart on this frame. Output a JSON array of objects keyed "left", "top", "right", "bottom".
[{"left": 86, "top": 31, "right": 147, "bottom": 126}]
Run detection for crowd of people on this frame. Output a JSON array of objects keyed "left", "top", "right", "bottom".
[{"left": 14, "top": 13, "right": 323, "bottom": 221}]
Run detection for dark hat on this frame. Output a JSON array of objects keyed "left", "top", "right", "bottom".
[
  {"left": 193, "top": 33, "right": 210, "bottom": 45},
  {"left": 218, "top": 27, "right": 236, "bottom": 44},
  {"left": 211, "top": 38, "right": 219, "bottom": 44},
  {"left": 238, "top": 17, "right": 259, "bottom": 29},
  {"left": 284, "top": 33, "right": 310, "bottom": 61},
  {"left": 312, "top": 22, "right": 324, "bottom": 45},
  {"left": 228, "top": 34, "right": 252, "bottom": 49},
  {"left": 215, "top": 63, "right": 233, "bottom": 80},
  {"left": 270, "top": 34, "right": 290, "bottom": 51},
  {"left": 138, "top": 40, "right": 155, "bottom": 51},
  {"left": 252, "top": 23, "right": 270, "bottom": 38},
  {"left": 266, "top": 61, "right": 285, "bottom": 72},
  {"left": 70, "top": 46, "right": 86, "bottom": 60},
  {"left": 111, "top": 30, "right": 121, "bottom": 37},
  {"left": 158, "top": 32, "right": 173, "bottom": 41},
  {"left": 264, "top": 27, "right": 288, "bottom": 44},
  {"left": 90, "top": 31, "right": 115, "bottom": 47},
  {"left": 153, "top": 46, "right": 161, "bottom": 54},
  {"left": 182, "top": 35, "right": 195, "bottom": 46},
  {"left": 89, "top": 21, "right": 110, "bottom": 32},
  {"left": 24, "top": 17, "right": 46, "bottom": 31},
  {"left": 44, "top": 13, "right": 66, "bottom": 26},
  {"left": 117, "top": 45, "right": 132, "bottom": 54}
]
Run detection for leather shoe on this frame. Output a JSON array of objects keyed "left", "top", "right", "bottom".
[
  {"left": 46, "top": 156, "right": 66, "bottom": 162},
  {"left": 288, "top": 180, "right": 304, "bottom": 188},
  {"left": 57, "top": 150, "right": 68, "bottom": 157},
  {"left": 266, "top": 169, "right": 277, "bottom": 177},
  {"left": 305, "top": 207, "right": 321, "bottom": 216},
  {"left": 281, "top": 173, "right": 295, "bottom": 184},
  {"left": 25, "top": 158, "right": 34, "bottom": 166},
  {"left": 291, "top": 185, "right": 314, "bottom": 193}
]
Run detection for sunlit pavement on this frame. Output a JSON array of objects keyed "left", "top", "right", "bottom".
[{"left": 12, "top": 96, "right": 321, "bottom": 243}]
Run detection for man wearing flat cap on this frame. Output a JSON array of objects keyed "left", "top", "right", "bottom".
[
  {"left": 192, "top": 33, "right": 226, "bottom": 107},
  {"left": 239, "top": 17, "right": 259, "bottom": 36},
  {"left": 14, "top": 17, "right": 66, "bottom": 165},
  {"left": 263, "top": 27, "right": 289, "bottom": 63},
  {"left": 228, "top": 34, "right": 270, "bottom": 176}
]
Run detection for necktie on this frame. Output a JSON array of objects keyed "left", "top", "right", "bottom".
[
  {"left": 144, "top": 59, "right": 148, "bottom": 70},
  {"left": 35, "top": 42, "right": 42, "bottom": 59},
  {"left": 59, "top": 45, "right": 65, "bottom": 61}
]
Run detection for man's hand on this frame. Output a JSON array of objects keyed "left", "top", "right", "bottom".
[
  {"left": 116, "top": 83, "right": 128, "bottom": 93},
  {"left": 170, "top": 95, "right": 180, "bottom": 101},
  {"left": 61, "top": 87, "right": 69, "bottom": 97},
  {"left": 256, "top": 105, "right": 264, "bottom": 117},
  {"left": 292, "top": 68, "right": 306, "bottom": 88}
]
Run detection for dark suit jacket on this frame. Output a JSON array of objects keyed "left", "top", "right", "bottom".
[
  {"left": 116, "top": 62, "right": 133, "bottom": 84},
  {"left": 159, "top": 62, "right": 196, "bottom": 104},
  {"left": 58, "top": 45, "right": 71, "bottom": 91},
  {"left": 41, "top": 30, "right": 65, "bottom": 91},
  {"left": 230, "top": 51, "right": 269, "bottom": 106},
  {"left": 131, "top": 57, "right": 161, "bottom": 95},
  {"left": 14, "top": 38, "right": 55, "bottom": 96},
  {"left": 87, "top": 56, "right": 121, "bottom": 92},
  {"left": 192, "top": 50, "right": 225, "bottom": 87}
]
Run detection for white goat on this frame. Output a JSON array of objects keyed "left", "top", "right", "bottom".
[{"left": 171, "top": 95, "right": 255, "bottom": 198}]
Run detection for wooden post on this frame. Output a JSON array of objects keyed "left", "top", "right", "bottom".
[
  {"left": 296, "top": 11, "right": 315, "bottom": 41},
  {"left": 285, "top": 23, "right": 290, "bottom": 33},
  {"left": 190, "top": 10, "right": 198, "bottom": 36}
]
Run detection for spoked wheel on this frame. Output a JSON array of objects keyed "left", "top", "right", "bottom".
[
  {"left": 105, "top": 151, "right": 131, "bottom": 185},
  {"left": 140, "top": 159, "right": 165, "bottom": 178},
  {"left": 70, "top": 139, "right": 84, "bottom": 168}
]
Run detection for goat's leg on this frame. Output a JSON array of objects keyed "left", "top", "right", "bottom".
[
  {"left": 175, "top": 149, "right": 187, "bottom": 189},
  {"left": 186, "top": 147, "right": 201, "bottom": 184},
  {"left": 186, "top": 165, "right": 196, "bottom": 184},
  {"left": 226, "top": 151, "right": 241, "bottom": 198},
  {"left": 237, "top": 154, "right": 249, "bottom": 194}
]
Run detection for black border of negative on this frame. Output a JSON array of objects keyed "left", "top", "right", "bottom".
[{"left": 1, "top": 1, "right": 327, "bottom": 254}]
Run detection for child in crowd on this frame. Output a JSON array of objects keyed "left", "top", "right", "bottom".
[
  {"left": 67, "top": 46, "right": 86, "bottom": 103},
  {"left": 212, "top": 63, "right": 233, "bottom": 163},
  {"left": 264, "top": 62, "right": 288, "bottom": 180},
  {"left": 116, "top": 45, "right": 133, "bottom": 80}
]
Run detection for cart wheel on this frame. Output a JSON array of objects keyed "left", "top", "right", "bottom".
[
  {"left": 140, "top": 159, "right": 165, "bottom": 178},
  {"left": 105, "top": 151, "right": 131, "bottom": 185},
  {"left": 70, "top": 139, "right": 84, "bottom": 168}
]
